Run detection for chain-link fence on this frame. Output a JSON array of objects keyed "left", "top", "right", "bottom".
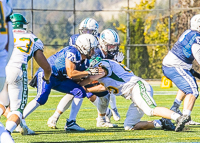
[{"left": 9, "top": 0, "right": 200, "bottom": 79}]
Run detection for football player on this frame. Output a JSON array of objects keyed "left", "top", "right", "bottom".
[
  {"left": 162, "top": 14, "right": 200, "bottom": 131},
  {"left": 80, "top": 58, "right": 186, "bottom": 132},
  {"left": 0, "top": 0, "right": 15, "bottom": 142},
  {"left": 22, "top": 34, "right": 102, "bottom": 134},
  {"left": 47, "top": 28, "right": 123, "bottom": 130},
  {"left": 47, "top": 19, "right": 122, "bottom": 130},
  {"left": 0, "top": 13, "right": 52, "bottom": 136}
]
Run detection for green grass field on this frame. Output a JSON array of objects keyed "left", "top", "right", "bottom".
[{"left": 2, "top": 85, "right": 200, "bottom": 143}]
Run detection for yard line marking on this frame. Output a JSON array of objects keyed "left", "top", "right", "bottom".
[
  {"left": 124, "top": 135, "right": 168, "bottom": 138},
  {"left": 68, "top": 133, "right": 114, "bottom": 136}
]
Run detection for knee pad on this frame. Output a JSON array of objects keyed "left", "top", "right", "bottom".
[{"left": 7, "top": 111, "right": 22, "bottom": 120}]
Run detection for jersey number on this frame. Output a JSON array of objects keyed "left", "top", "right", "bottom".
[
  {"left": 14, "top": 37, "right": 32, "bottom": 54},
  {"left": 0, "top": 2, "right": 7, "bottom": 34}
]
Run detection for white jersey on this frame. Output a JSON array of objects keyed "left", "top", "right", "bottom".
[
  {"left": 0, "top": 0, "right": 12, "bottom": 51},
  {"left": 94, "top": 59, "right": 142, "bottom": 96},
  {"left": 7, "top": 29, "right": 44, "bottom": 68}
]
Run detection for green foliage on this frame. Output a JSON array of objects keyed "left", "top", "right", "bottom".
[{"left": 38, "top": 17, "right": 72, "bottom": 48}]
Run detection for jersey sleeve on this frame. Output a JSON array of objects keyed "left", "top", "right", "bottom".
[
  {"left": 31, "top": 34, "right": 44, "bottom": 53},
  {"left": 69, "top": 34, "right": 79, "bottom": 46},
  {"left": 192, "top": 43, "right": 200, "bottom": 65}
]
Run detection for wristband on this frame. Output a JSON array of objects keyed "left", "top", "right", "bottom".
[{"left": 42, "top": 76, "right": 50, "bottom": 84}]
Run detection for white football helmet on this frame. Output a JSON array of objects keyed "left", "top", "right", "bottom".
[
  {"left": 79, "top": 18, "right": 99, "bottom": 36},
  {"left": 100, "top": 29, "right": 120, "bottom": 56},
  {"left": 191, "top": 14, "right": 200, "bottom": 32},
  {"left": 76, "top": 34, "right": 99, "bottom": 58}
]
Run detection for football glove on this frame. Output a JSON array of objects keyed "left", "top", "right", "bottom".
[
  {"left": 114, "top": 52, "right": 124, "bottom": 63},
  {"left": 87, "top": 67, "right": 100, "bottom": 75},
  {"left": 190, "top": 69, "right": 200, "bottom": 79}
]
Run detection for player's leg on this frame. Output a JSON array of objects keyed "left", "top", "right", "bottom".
[
  {"left": 124, "top": 102, "right": 162, "bottom": 130},
  {"left": 163, "top": 66, "right": 198, "bottom": 131},
  {"left": 131, "top": 80, "right": 179, "bottom": 130},
  {"left": 0, "top": 122, "right": 14, "bottom": 143},
  {"left": 109, "top": 92, "right": 120, "bottom": 121},
  {"left": 5, "top": 65, "right": 26, "bottom": 134},
  {"left": 0, "top": 49, "right": 7, "bottom": 92},
  {"left": 21, "top": 72, "right": 53, "bottom": 135},
  {"left": 47, "top": 94, "right": 76, "bottom": 129},
  {"left": 96, "top": 94, "right": 118, "bottom": 128},
  {"left": 0, "top": 83, "right": 9, "bottom": 116},
  {"left": 54, "top": 79, "right": 87, "bottom": 131}
]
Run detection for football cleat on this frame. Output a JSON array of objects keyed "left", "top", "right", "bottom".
[
  {"left": 47, "top": 116, "right": 58, "bottom": 129},
  {"left": 160, "top": 118, "right": 175, "bottom": 131},
  {"left": 17, "top": 123, "right": 35, "bottom": 135},
  {"left": 185, "top": 120, "right": 200, "bottom": 125},
  {"left": 170, "top": 103, "right": 183, "bottom": 115},
  {"left": 175, "top": 115, "right": 191, "bottom": 132},
  {"left": 111, "top": 108, "right": 120, "bottom": 121},
  {"left": 105, "top": 108, "right": 112, "bottom": 122},
  {"left": 96, "top": 117, "right": 118, "bottom": 128},
  {"left": 64, "top": 119, "right": 85, "bottom": 131}
]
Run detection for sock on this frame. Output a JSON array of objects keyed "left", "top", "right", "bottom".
[
  {"left": 21, "top": 119, "right": 27, "bottom": 126},
  {"left": 5, "top": 121, "right": 17, "bottom": 133},
  {"left": 109, "top": 93, "right": 117, "bottom": 109},
  {"left": 52, "top": 111, "right": 61, "bottom": 119},
  {"left": 174, "top": 98, "right": 182, "bottom": 105},
  {"left": 1, "top": 131, "right": 14, "bottom": 143},
  {"left": 171, "top": 112, "right": 181, "bottom": 121},
  {"left": 57, "top": 94, "right": 74, "bottom": 112},
  {"left": 23, "top": 99, "right": 40, "bottom": 118},
  {"left": 183, "top": 109, "right": 191, "bottom": 116},
  {"left": 91, "top": 97, "right": 99, "bottom": 107},
  {"left": 106, "top": 108, "right": 110, "bottom": 116},
  {"left": 0, "top": 108, "right": 3, "bottom": 116},
  {"left": 68, "top": 98, "right": 83, "bottom": 121}
]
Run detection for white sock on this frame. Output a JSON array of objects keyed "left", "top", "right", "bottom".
[
  {"left": 1, "top": 131, "right": 14, "bottom": 143},
  {"left": 0, "top": 122, "right": 14, "bottom": 142},
  {"left": 91, "top": 97, "right": 99, "bottom": 107},
  {"left": 57, "top": 94, "right": 74, "bottom": 112},
  {"left": 183, "top": 109, "right": 191, "bottom": 116},
  {"left": 171, "top": 112, "right": 181, "bottom": 121},
  {"left": 52, "top": 111, "right": 61, "bottom": 119},
  {"left": 109, "top": 93, "right": 117, "bottom": 109},
  {"left": 68, "top": 98, "right": 83, "bottom": 121},
  {"left": 0, "top": 108, "right": 4, "bottom": 116},
  {"left": 23, "top": 99, "right": 40, "bottom": 118},
  {"left": 174, "top": 98, "right": 182, "bottom": 105},
  {"left": 5, "top": 121, "right": 17, "bottom": 133}
]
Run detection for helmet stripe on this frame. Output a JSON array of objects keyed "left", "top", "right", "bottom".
[
  {"left": 109, "top": 29, "right": 118, "bottom": 43},
  {"left": 83, "top": 18, "right": 90, "bottom": 27}
]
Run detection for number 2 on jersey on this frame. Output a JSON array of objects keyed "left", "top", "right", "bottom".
[
  {"left": 14, "top": 37, "right": 33, "bottom": 54},
  {"left": 0, "top": 2, "right": 7, "bottom": 34}
]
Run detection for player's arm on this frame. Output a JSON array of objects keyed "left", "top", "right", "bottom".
[
  {"left": 34, "top": 50, "right": 52, "bottom": 81},
  {"left": 79, "top": 68, "right": 106, "bottom": 86},
  {"left": 65, "top": 58, "right": 89, "bottom": 79}
]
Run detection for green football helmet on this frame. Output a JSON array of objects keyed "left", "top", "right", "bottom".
[{"left": 10, "top": 13, "right": 28, "bottom": 30}]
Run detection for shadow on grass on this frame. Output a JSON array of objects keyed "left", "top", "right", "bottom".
[{"left": 31, "top": 138, "right": 145, "bottom": 143}]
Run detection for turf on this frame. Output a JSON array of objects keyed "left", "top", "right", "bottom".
[{"left": 3, "top": 85, "right": 200, "bottom": 143}]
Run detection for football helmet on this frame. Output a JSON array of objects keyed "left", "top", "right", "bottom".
[
  {"left": 100, "top": 29, "right": 120, "bottom": 56},
  {"left": 76, "top": 34, "right": 99, "bottom": 58},
  {"left": 79, "top": 18, "right": 99, "bottom": 36},
  {"left": 190, "top": 14, "right": 200, "bottom": 32},
  {"left": 10, "top": 13, "right": 28, "bottom": 30}
]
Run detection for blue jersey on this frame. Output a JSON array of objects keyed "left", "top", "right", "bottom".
[
  {"left": 37, "top": 46, "right": 89, "bottom": 80},
  {"left": 171, "top": 30, "right": 200, "bottom": 64}
]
